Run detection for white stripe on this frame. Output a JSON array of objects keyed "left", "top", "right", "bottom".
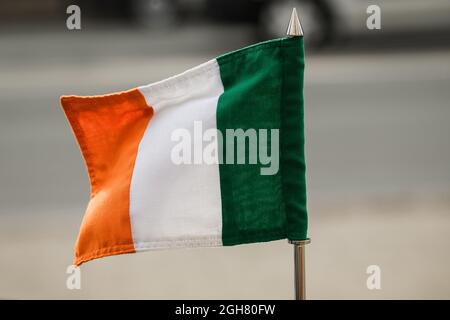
[{"left": 130, "top": 59, "right": 224, "bottom": 250}]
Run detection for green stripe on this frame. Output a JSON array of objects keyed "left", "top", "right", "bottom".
[{"left": 216, "top": 37, "right": 307, "bottom": 245}]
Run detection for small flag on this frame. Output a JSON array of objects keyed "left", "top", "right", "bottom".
[{"left": 61, "top": 36, "right": 307, "bottom": 266}]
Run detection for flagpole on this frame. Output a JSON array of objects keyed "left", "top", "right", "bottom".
[
  {"left": 286, "top": 8, "right": 310, "bottom": 300},
  {"left": 289, "top": 239, "right": 310, "bottom": 300}
]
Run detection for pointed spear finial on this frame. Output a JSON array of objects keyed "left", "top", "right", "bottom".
[{"left": 286, "top": 8, "right": 303, "bottom": 37}]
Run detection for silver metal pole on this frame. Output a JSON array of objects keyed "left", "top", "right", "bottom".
[
  {"left": 290, "top": 239, "right": 311, "bottom": 300},
  {"left": 286, "top": 7, "right": 309, "bottom": 301}
]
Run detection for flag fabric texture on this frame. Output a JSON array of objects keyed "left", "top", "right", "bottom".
[{"left": 61, "top": 36, "right": 307, "bottom": 266}]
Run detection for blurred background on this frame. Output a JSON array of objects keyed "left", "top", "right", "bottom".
[{"left": 1, "top": 0, "right": 450, "bottom": 299}]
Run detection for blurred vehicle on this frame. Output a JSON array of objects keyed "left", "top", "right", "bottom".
[
  {"left": 130, "top": 0, "right": 450, "bottom": 47},
  {"left": 3, "top": 0, "right": 450, "bottom": 48}
]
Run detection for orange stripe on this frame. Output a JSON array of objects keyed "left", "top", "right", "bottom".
[{"left": 61, "top": 89, "right": 153, "bottom": 266}]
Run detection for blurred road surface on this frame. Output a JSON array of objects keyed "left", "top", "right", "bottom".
[{"left": 0, "top": 25, "right": 449, "bottom": 299}]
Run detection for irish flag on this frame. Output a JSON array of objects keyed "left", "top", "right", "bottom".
[{"left": 61, "top": 36, "right": 307, "bottom": 266}]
